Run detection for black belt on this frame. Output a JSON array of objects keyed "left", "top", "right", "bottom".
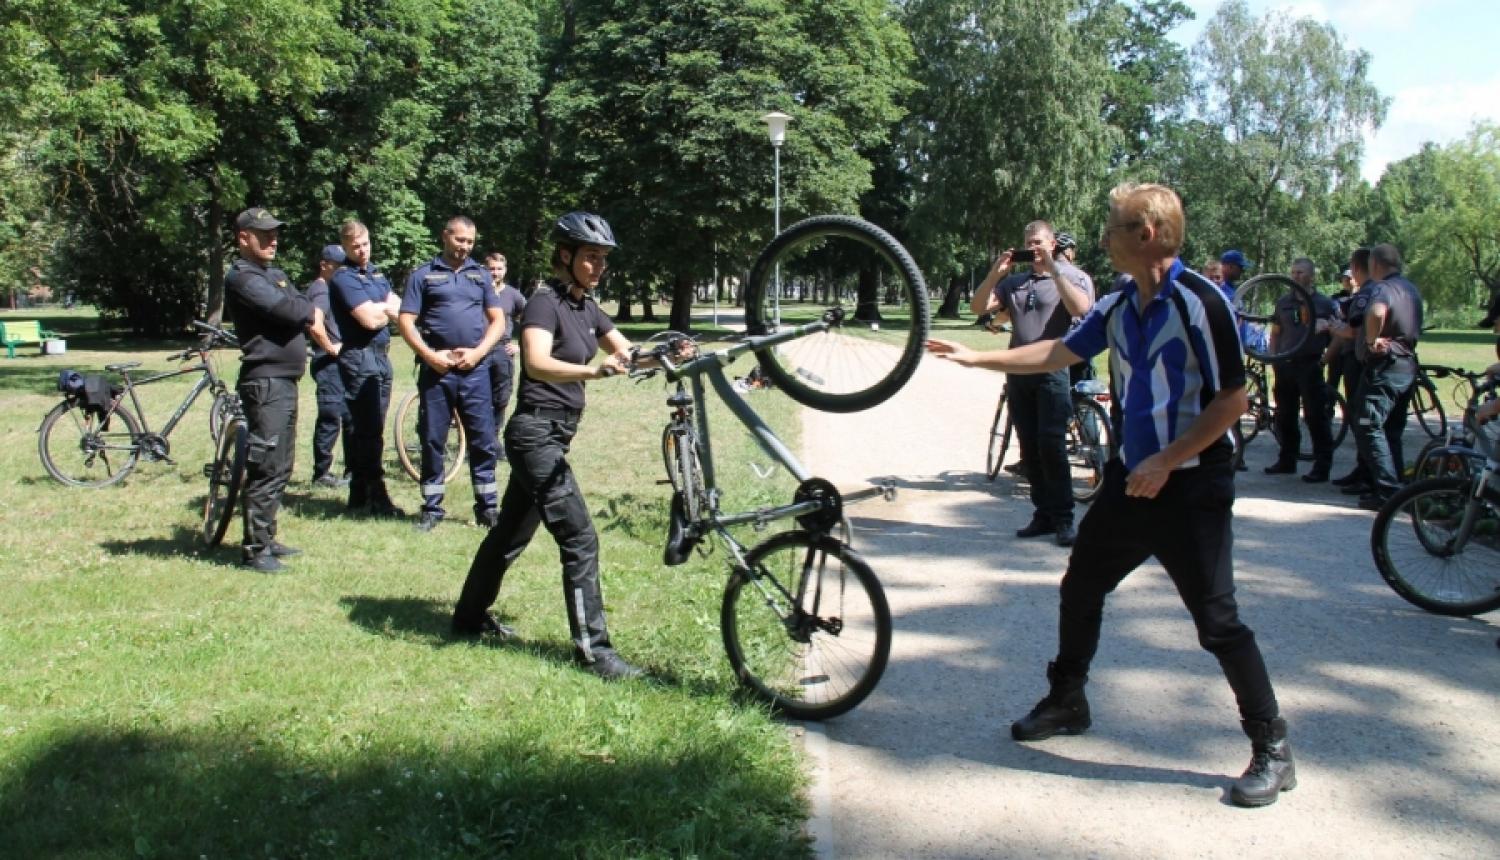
[{"left": 516, "top": 406, "right": 582, "bottom": 421}]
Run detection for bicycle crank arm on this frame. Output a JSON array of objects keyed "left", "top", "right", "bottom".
[{"left": 842, "top": 480, "right": 897, "bottom": 505}]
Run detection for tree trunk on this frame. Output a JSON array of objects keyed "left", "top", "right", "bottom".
[
  {"left": 615, "top": 281, "right": 635, "bottom": 321},
  {"left": 205, "top": 183, "right": 225, "bottom": 325},
  {"left": 668, "top": 271, "right": 694, "bottom": 332},
  {"left": 854, "top": 265, "right": 882, "bottom": 322},
  {"left": 937, "top": 274, "right": 964, "bottom": 319}
]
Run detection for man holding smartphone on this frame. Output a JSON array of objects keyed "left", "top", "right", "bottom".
[{"left": 970, "top": 220, "right": 1094, "bottom": 545}]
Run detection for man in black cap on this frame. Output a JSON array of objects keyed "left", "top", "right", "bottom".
[
  {"left": 303, "top": 244, "right": 352, "bottom": 488},
  {"left": 223, "top": 206, "right": 335, "bottom": 572}
]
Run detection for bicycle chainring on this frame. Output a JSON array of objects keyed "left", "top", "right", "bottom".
[
  {"left": 794, "top": 477, "right": 844, "bottom": 533},
  {"left": 139, "top": 433, "right": 171, "bottom": 461}
]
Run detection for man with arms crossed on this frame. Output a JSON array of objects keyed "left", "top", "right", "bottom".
[{"left": 929, "top": 183, "right": 1295, "bottom": 808}]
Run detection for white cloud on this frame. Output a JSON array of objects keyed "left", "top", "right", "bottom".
[{"left": 1362, "top": 77, "right": 1500, "bottom": 181}]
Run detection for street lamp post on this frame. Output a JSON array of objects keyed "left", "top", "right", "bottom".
[{"left": 761, "top": 111, "right": 792, "bottom": 328}]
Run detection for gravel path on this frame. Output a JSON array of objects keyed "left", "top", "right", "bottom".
[{"left": 798, "top": 354, "right": 1500, "bottom": 859}]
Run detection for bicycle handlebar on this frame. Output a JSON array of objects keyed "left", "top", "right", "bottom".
[{"left": 165, "top": 321, "right": 239, "bottom": 363}]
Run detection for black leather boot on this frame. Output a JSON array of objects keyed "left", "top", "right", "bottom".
[
  {"left": 1011, "top": 661, "right": 1091, "bottom": 741},
  {"left": 1230, "top": 717, "right": 1297, "bottom": 807}
]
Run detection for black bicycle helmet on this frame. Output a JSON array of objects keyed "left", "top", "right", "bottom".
[
  {"left": 1055, "top": 231, "right": 1077, "bottom": 252},
  {"left": 552, "top": 211, "right": 617, "bottom": 249}
]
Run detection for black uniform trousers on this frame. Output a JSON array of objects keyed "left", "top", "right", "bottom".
[
  {"left": 337, "top": 342, "right": 394, "bottom": 505},
  {"left": 310, "top": 353, "right": 352, "bottom": 480},
  {"left": 238, "top": 376, "right": 299, "bottom": 558},
  {"left": 1007, "top": 369, "right": 1075, "bottom": 525},
  {"left": 1055, "top": 457, "right": 1279, "bottom": 722},
  {"left": 455, "top": 411, "right": 613, "bottom": 660},
  {"left": 1271, "top": 355, "right": 1333, "bottom": 470}
]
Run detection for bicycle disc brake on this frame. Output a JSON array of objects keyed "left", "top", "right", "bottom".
[{"left": 794, "top": 477, "right": 844, "bottom": 533}]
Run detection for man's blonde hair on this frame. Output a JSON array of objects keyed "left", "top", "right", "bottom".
[
  {"left": 1108, "top": 183, "right": 1185, "bottom": 255},
  {"left": 339, "top": 220, "right": 368, "bottom": 241}
]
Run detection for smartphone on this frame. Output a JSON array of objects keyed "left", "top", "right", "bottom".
[{"left": 1009, "top": 249, "right": 1035, "bottom": 263}]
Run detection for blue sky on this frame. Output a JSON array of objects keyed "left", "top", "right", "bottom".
[{"left": 1169, "top": 0, "right": 1500, "bottom": 182}]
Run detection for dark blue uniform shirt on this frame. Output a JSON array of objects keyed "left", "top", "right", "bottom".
[
  {"left": 400, "top": 256, "right": 498, "bottom": 349},
  {"left": 330, "top": 263, "right": 394, "bottom": 349}
]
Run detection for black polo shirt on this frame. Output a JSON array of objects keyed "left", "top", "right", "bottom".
[
  {"left": 224, "top": 258, "right": 313, "bottom": 380},
  {"left": 516, "top": 282, "right": 616, "bottom": 412}
]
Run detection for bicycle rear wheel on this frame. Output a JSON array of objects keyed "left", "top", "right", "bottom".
[
  {"left": 1410, "top": 377, "right": 1447, "bottom": 440},
  {"left": 1370, "top": 477, "right": 1500, "bottom": 616},
  {"left": 1233, "top": 274, "right": 1311, "bottom": 362},
  {"left": 393, "top": 391, "right": 466, "bottom": 483},
  {"left": 744, "top": 215, "right": 929, "bottom": 413},
  {"left": 985, "top": 391, "right": 1012, "bottom": 481},
  {"left": 203, "top": 416, "right": 248, "bottom": 547},
  {"left": 1239, "top": 372, "right": 1268, "bottom": 446},
  {"left": 722, "top": 530, "right": 891, "bottom": 720},
  {"left": 209, "top": 390, "right": 233, "bottom": 441},
  {"left": 1069, "top": 397, "right": 1111, "bottom": 503},
  {"left": 38, "top": 400, "right": 142, "bottom": 488}
]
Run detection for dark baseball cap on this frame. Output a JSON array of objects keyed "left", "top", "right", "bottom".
[
  {"left": 235, "top": 207, "right": 285, "bottom": 231},
  {"left": 320, "top": 244, "right": 346, "bottom": 264},
  {"left": 1220, "top": 249, "right": 1252, "bottom": 268}
]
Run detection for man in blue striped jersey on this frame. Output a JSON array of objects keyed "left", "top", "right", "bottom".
[{"left": 927, "top": 182, "right": 1295, "bottom": 808}]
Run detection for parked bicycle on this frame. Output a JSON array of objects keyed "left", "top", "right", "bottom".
[
  {"left": 391, "top": 372, "right": 468, "bottom": 483},
  {"left": 1407, "top": 363, "right": 1486, "bottom": 443},
  {"left": 1370, "top": 375, "right": 1500, "bottom": 616},
  {"left": 1237, "top": 357, "right": 1350, "bottom": 458},
  {"left": 1410, "top": 366, "right": 1493, "bottom": 482},
  {"left": 984, "top": 376, "right": 1112, "bottom": 503},
  {"left": 202, "top": 393, "right": 248, "bottom": 547},
  {"left": 39, "top": 321, "right": 238, "bottom": 488},
  {"left": 632, "top": 214, "right": 929, "bottom": 720}
]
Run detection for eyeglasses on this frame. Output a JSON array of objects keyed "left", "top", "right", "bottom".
[{"left": 1099, "top": 221, "right": 1142, "bottom": 242}]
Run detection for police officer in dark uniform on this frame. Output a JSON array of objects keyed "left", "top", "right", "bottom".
[
  {"left": 303, "top": 244, "right": 352, "bottom": 488},
  {"left": 223, "top": 206, "right": 335, "bottom": 572},
  {"left": 398, "top": 217, "right": 505, "bottom": 531},
  {"left": 1355, "top": 243, "right": 1424, "bottom": 509},
  {"left": 1264, "top": 257, "right": 1337, "bottom": 482},
  {"left": 453, "top": 212, "right": 674, "bottom": 681},
  {"left": 483, "top": 252, "right": 527, "bottom": 458},
  {"left": 329, "top": 220, "right": 405, "bottom": 517}
]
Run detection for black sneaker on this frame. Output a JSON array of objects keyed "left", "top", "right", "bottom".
[
  {"left": 1054, "top": 521, "right": 1076, "bottom": 547},
  {"left": 1016, "top": 515, "right": 1056, "bottom": 538},
  {"left": 450, "top": 610, "right": 518, "bottom": 641},
  {"left": 313, "top": 473, "right": 349, "bottom": 488},
  {"left": 580, "top": 649, "right": 644, "bottom": 681},
  {"left": 268, "top": 541, "right": 301, "bottom": 558},
  {"left": 1263, "top": 462, "right": 1297, "bottom": 475},
  {"left": 415, "top": 512, "right": 443, "bottom": 532},
  {"left": 241, "top": 553, "right": 287, "bottom": 574},
  {"left": 1357, "top": 492, "right": 1392, "bottom": 511}
]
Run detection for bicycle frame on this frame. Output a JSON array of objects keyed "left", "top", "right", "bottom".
[
  {"left": 114, "top": 361, "right": 222, "bottom": 438},
  {"left": 660, "top": 320, "right": 891, "bottom": 559}
]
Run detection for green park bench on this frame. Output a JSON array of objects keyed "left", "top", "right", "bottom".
[{"left": 0, "top": 320, "right": 60, "bottom": 358}]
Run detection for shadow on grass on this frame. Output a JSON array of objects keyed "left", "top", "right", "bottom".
[
  {"left": 0, "top": 727, "right": 807, "bottom": 857},
  {"left": 99, "top": 525, "right": 220, "bottom": 564},
  {"left": 339, "top": 595, "right": 728, "bottom": 700}
]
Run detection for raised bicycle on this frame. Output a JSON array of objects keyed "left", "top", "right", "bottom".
[
  {"left": 634, "top": 214, "right": 929, "bottom": 720},
  {"left": 1231, "top": 273, "right": 1316, "bottom": 364},
  {"left": 39, "top": 321, "right": 238, "bottom": 488},
  {"left": 1370, "top": 376, "right": 1500, "bottom": 616}
]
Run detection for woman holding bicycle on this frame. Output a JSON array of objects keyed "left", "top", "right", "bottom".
[{"left": 452, "top": 212, "right": 666, "bottom": 680}]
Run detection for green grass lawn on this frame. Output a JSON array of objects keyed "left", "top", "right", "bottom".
[{"left": 0, "top": 310, "right": 811, "bottom": 858}]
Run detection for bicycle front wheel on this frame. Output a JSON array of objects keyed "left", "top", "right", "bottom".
[
  {"left": 209, "top": 390, "right": 234, "bottom": 441},
  {"left": 203, "top": 416, "right": 248, "bottom": 547},
  {"left": 663, "top": 423, "right": 708, "bottom": 522},
  {"left": 985, "top": 391, "right": 1011, "bottom": 481},
  {"left": 722, "top": 530, "right": 891, "bottom": 720},
  {"left": 393, "top": 391, "right": 466, "bottom": 483},
  {"left": 1239, "top": 373, "right": 1268, "bottom": 446},
  {"left": 1234, "top": 275, "right": 1311, "bottom": 363},
  {"left": 1069, "top": 398, "right": 1111, "bottom": 503},
  {"left": 744, "top": 216, "right": 930, "bottom": 413},
  {"left": 38, "top": 400, "right": 142, "bottom": 488},
  {"left": 1371, "top": 477, "right": 1500, "bottom": 616},
  {"left": 1410, "top": 378, "right": 1447, "bottom": 440}
]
